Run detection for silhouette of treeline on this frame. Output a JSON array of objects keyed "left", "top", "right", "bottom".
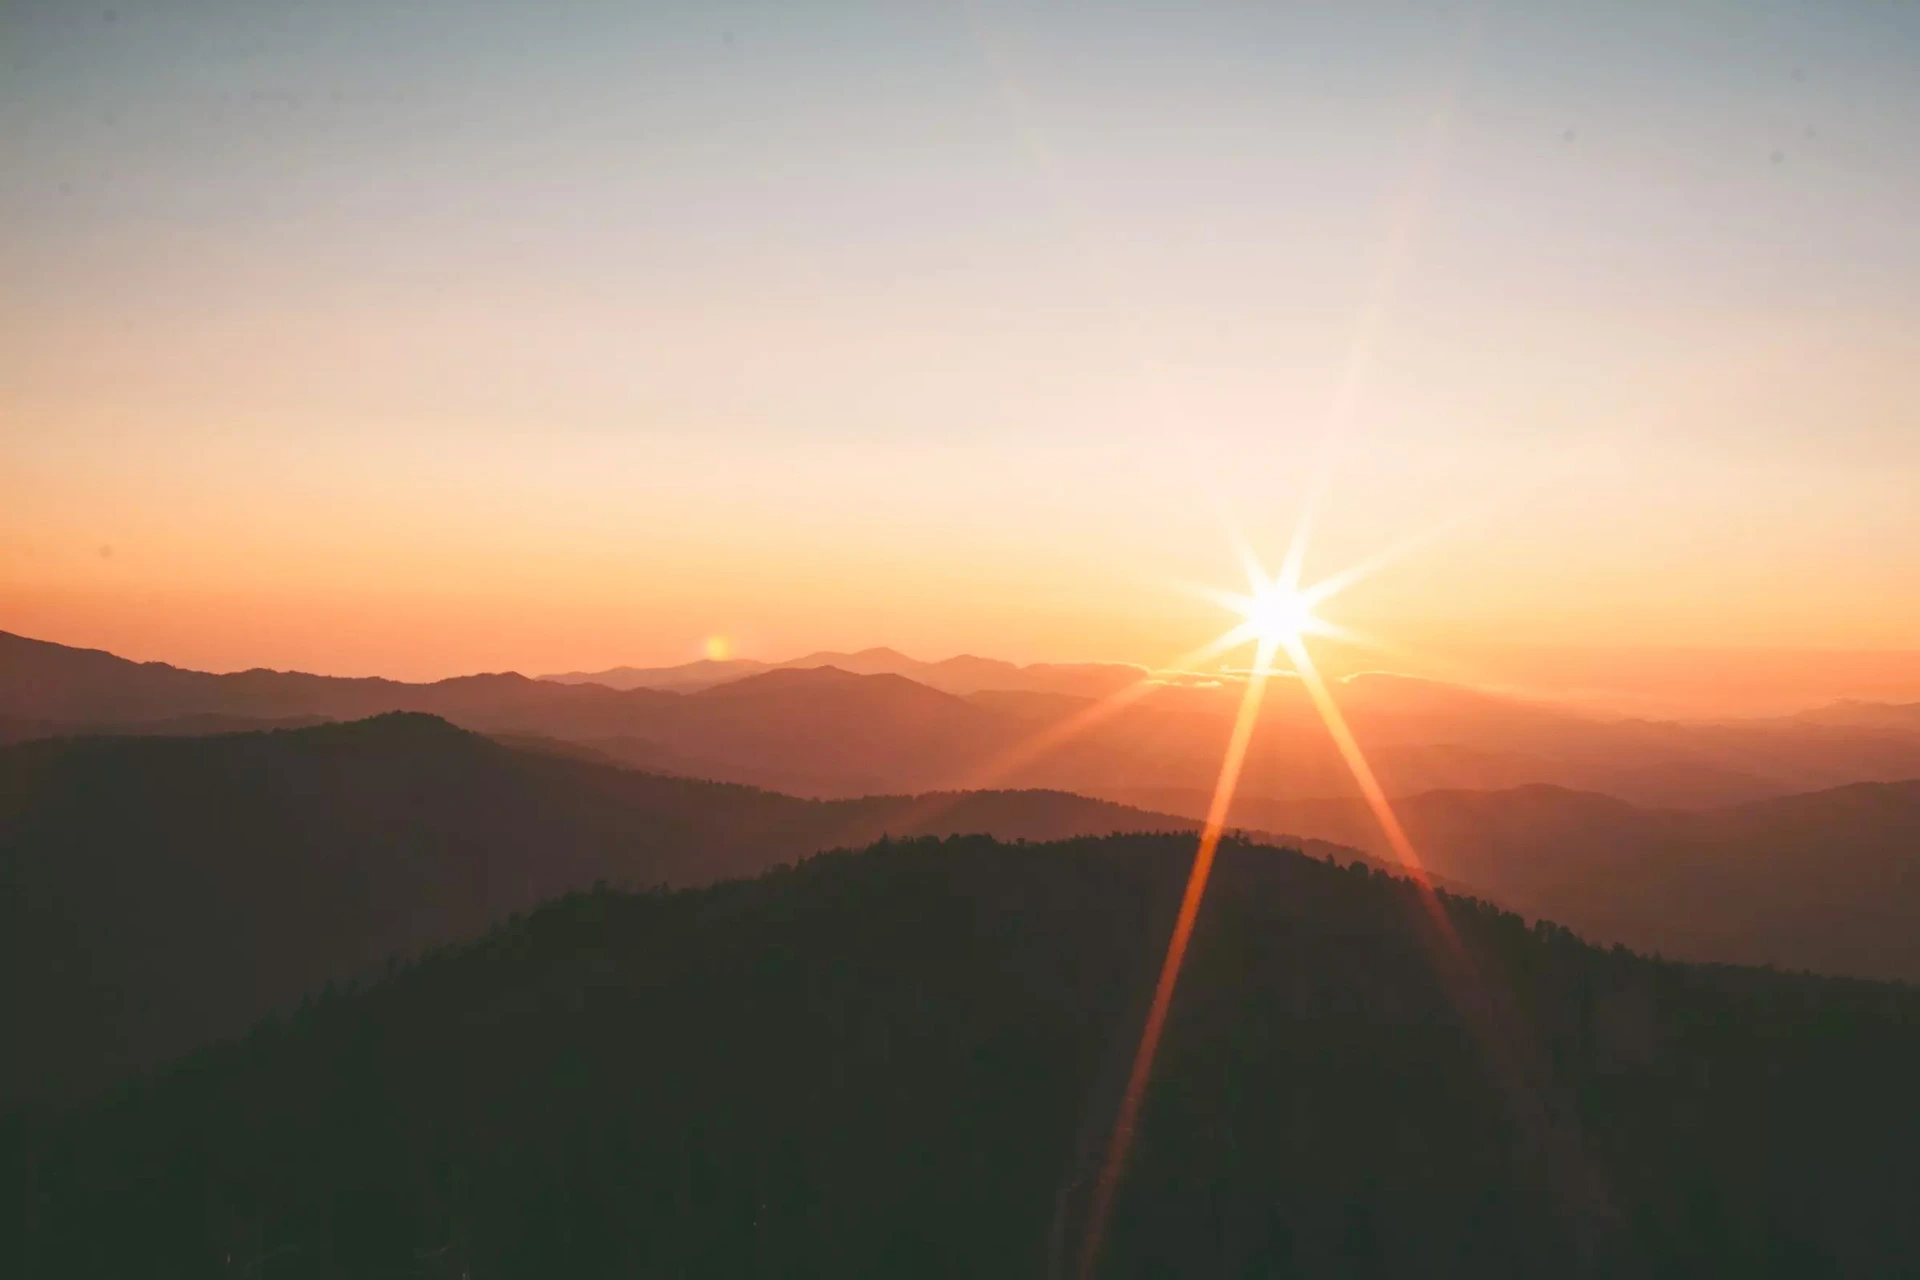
[
  {"left": 7, "top": 834, "right": 1920, "bottom": 1277},
  {"left": 0, "top": 714, "right": 1345, "bottom": 1107}
]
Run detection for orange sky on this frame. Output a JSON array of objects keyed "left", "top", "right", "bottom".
[{"left": 4, "top": 2, "right": 1918, "bottom": 715}]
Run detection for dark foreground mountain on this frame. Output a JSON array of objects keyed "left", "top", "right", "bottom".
[
  {"left": 7, "top": 834, "right": 1920, "bottom": 1278},
  {"left": 0, "top": 715, "right": 1344, "bottom": 1107},
  {"left": 1117, "top": 781, "right": 1920, "bottom": 982}
]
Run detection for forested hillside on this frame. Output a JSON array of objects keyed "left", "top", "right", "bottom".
[
  {"left": 0, "top": 715, "right": 1323, "bottom": 1106},
  {"left": 9, "top": 834, "right": 1920, "bottom": 1277}
]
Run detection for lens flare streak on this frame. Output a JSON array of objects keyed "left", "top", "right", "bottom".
[
  {"left": 1075, "top": 634, "right": 1281, "bottom": 1280},
  {"left": 1074, "top": 536, "right": 1610, "bottom": 1276},
  {"left": 823, "top": 623, "right": 1272, "bottom": 850}
]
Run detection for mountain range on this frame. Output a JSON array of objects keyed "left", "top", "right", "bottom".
[
  {"left": 8, "top": 701, "right": 1920, "bottom": 1119},
  {"left": 11, "top": 629, "right": 1920, "bottom": 809},
  {"left": 538, "top": 645, "right": 1151, "bottom": 697},
  {"left": 0, "top": 713, "right": 1347, "bottom": 1108},
  {"left": 8, "top": 629, "right": 1920, "bottom": 1273}
]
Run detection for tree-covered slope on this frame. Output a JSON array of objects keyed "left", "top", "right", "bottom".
[
  {"left": 9, "top": 834, "right": 1920, "bottom": 1278},
  {"left": 0, "top": 715, "right": 1324, "bottom": 1107}
]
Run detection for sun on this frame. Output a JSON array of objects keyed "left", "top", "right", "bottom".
[
  {"left": 1237, "top": 580, "right": 1321, "bottom": 650},
  {"left": 1192, "top": 545, "right": 1347, "bottom": 671}
]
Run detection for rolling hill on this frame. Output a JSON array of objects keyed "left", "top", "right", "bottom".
[
  {"left": 0, "top": 714, "right": 1343, "bottom": 1107},
  {"left": 535, "top": 656, "right": 773, "bottom": 692},
  {"left": 9, "top": 834, "right": 1920, "bottom": 1276},
  {"left": 1115, "top": 779, "right": 1920, "bottom": 980}
]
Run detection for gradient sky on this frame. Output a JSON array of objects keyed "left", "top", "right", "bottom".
[{"left": 4, "top": 0, "right": 1918, "bottom": 709}]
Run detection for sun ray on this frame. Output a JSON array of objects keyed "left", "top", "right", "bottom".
[
  {"left": 1177, "top": 580, "right": 1260, "bottom": 618},
  {"left": 1277, "top": 631, "right": 1614, "bottom": 1215},
  {"left": 1234, "top": 534, "right": 1273, "bottom": 597},
  {"left": 1076, "top": 537, "right": 1614, "bottom": 1274},
  {"left": 1075, "top": 634, "right": 1280, "bottom": 1280},
  {"left": 943, "top": 621, "right": 1263, "bottom": 791},
  {"left": 1276, "top": 501, "right": 1315, "bottom": 595},
  {"left": 821, "top": 624, "right": 1266, "bottom": 853},
  {"left": 1281, "top": 635, "right": 1436, "bottom": 884}
]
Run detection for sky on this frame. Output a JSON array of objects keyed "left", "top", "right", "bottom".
[{"left": 3, "top": 0, "right": 1918, "bottom": 711}]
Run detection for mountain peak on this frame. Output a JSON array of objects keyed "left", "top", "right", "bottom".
[
  {"left": 700, "top": 665, "right": 868, "bottom": 694},
  {"left": 778, "top": 647, "right": 921, "bottom": 674},
  {"left": 326, "top": 709, "right": 469, "bottom": 736},
  {"left": 847, "top": 646, "right": 915, "bottom": 661}
]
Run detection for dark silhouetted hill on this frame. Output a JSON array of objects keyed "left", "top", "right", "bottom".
[
  {"left": 9, "top": 834, "right": 1920, "bottom": 1277},
  {"left": 0, "top": 715, "right": 1334, "bottom": 1107}
]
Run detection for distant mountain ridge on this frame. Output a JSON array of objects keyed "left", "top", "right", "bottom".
[
  {"left": 10, "top": 628, "right": 1920, "bottom": 809},
  {"left": 0, "top": 628, "right": 679, "bottom": 727},
  {"left": 1792, "top": 698, "right": 1920, "bottom": 732},
  {"left": 538, "top": 656, "right": 774, "bottom": 692},
  {"left": 539, "top": 643, "right": 1150, "bottom": 697}
]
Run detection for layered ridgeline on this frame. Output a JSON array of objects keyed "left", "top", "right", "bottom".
[
  {"left": 1118, "top": 781, "right": 1920, "bottom": 982},
  {"left": 13, "top": 629, "right": 1920, "bottom": 808},
  {"left": 7, "top": 834, "right": 1920, "bottom": 1277},
  {"left": 538, "top": 644, "right": 1150, "bottom": 696},
  {"left": 0, "top": 715, "right": 1348, "bottom": 1107}
]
